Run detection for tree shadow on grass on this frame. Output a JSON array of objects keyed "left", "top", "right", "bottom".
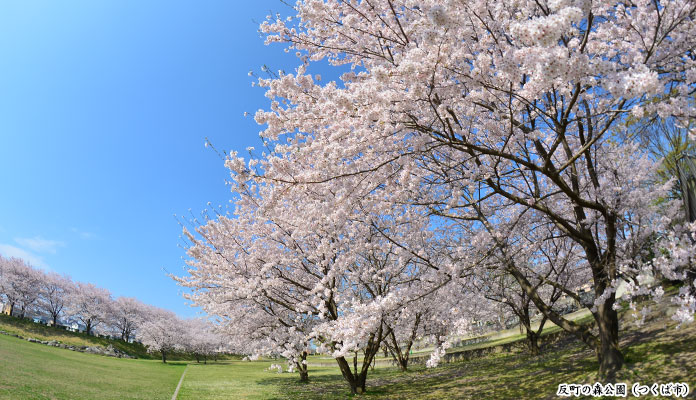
[
  {"left": 254, "top": 301, "right": 696, "bottom": 399},
  {"left": 256, "top": 344, "right": 598, "bottom": 400}
]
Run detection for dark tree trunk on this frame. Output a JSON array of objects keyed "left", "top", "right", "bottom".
[
  {"left": 336, "top": 356, "right": 367, "bottom": 395},
  {"left": 86, "top": 320, "right": 92, "bottom": 336},
  {"left": 518, "top": 303, "right": 541, "bottom": 356},
  {"left": 9, "top": 302, "right": 14, "bottom": 316},
  {"left": 162, "top": 350, "right": 167, "bottom": 363},
  {"left": 297, "top": 366, "right": 308, "bottom": 382},
  {"left": 52, "top": 314, "right": 58, "bottom": 327},
  {"left": 586, "top": 238, "right": 624, "bottom": 382},
  {"left": 387, "top": 342, "right": 409, "bottom": 372},
  {"left": 296, "top": 351, "right": 309, "bottom": 382},
  {"left": 386, "top": 313, "right": 420, "bottom": 372},
  {"left": 333, "top": 325, "right": 383, "bottom": 394},
  {"left": 526, "top": 330, "right": 540, "bottom": 356},
  {"left": 596, "top": 297, "right": 623, "bottom": 381}
]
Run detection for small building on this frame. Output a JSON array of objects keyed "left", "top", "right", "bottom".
[
  {"left": 32, "top": 316, "right": 52, "bottom": 325},
  {"left": 65, "top": 321, "right": 86, "bottom": 333}
]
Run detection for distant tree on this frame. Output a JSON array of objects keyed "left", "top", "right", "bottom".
[
  {"left": 68, "top": 282, "right": 112, "bottom": 335},
  {"left": 181, "top": 318, "right": 221, "bottom": 364},
  {"left": 109, "top": 297, "right": 148, "bottom": 342},
  {"left": 0, "top": 256, "right": 42, "bottom": 318},
  {"left": 139, "top": 307, "right": 185, "bottom": 363},
  {"left": 37, "top": 272, "right": 74, "bottom": 326}
]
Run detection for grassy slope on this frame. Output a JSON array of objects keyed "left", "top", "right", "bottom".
[
  {"left": 0, "top": 334, "right": 185, "bottom": 400},
  {"left": 0, "top": 314, "right": 152, "bottom": 359}
]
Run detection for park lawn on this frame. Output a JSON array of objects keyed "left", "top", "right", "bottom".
[
  {"left": 176, "top": 361, "right": 337, "bottom": 400},
  {"left": 1, "top": 292, "right": 694, "bottom": 399},
  {"left": 265, "top": 313, "right": 696, "bottom": 399},
  {"left": 0, "top": 333, "right": 185, "bottom": 400},
  {"left": 180, "top": 295, "right": 696, "bottom": 399}
]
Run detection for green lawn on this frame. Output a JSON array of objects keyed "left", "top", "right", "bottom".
[
  {"left": 176, "top": 362, "right": 339, "bottom": 400},
  {"left": 1, "top": 294, "right": 694, "bottom": 399},
  {"left": 0, "top": 334, "right": 185, "bottom": 399}
]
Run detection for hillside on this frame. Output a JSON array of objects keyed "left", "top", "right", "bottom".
[{"left": 0, "top": 314, "right": 153, "bottom": 359}]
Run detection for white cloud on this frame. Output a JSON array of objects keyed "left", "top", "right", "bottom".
[
  {"left": 0, "top": 244, "right": 49, "bottom": 269},
  {"left": 14, "top": 236, "right": 65, "bottom": 254},
  {"left": 70, "top": 228, "right": 96, "bottom": 240}
]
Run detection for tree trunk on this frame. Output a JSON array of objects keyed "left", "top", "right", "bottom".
[
  {"left": 596, "top": 297, "right": 623, "bottom": 381},
  {"left": 298, "top": 367, "right": 308, "bottom": 382},
  {"left": 336, "top": 356, "right": 366, "bottom": 394},
  {"left": 162, "top": 350, "right": 167, "bottom": 363},
  {"left": 386, "top": 314, "right": 419, "bottom": 372},
  {"left": 519, "top": 305, "right": 541, "bottom": 356},
  {"left": 332, "top": 323, "right": 384, "bottom": 394},
  {"left": 86, "top": 320, "right": 92, "bottom": 336},
  {"left": 526, "top": 330, "right": 540, "bottom": 356},
  {"left": 296, "top": 351, "right": 309, "bottom": 382},
  {"left": 335, "top": 344, "right": 379, "bottom": 393},
  {"left": 52, "top": 314, "right": 58, "bottom": 327},
  {"left": 9, "top": 302, "right": 14, "bottom": 316}
]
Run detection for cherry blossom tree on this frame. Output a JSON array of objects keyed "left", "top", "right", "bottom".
[
  {"left": 109, "top": 296, "right": 148, "bottom": 342},
  {"left": 205, "top": 294, "right": 314, "bottom": 381},
  {"left": 0, "top": 256, "right": 19, "bottom": 316},
  {"left": 37, "top": 272, "right": 74, "bottom": 327},
  {"left": 181, "top": 318, "right": 222, "bottom": 364},
  {"left": 68, "top": 282, "right": 112, "bottom": 335},
  {"left": 139, "top": 307, "right": 186, "bottom": 363},
  {"left": 0, "top": 256, "right": 17, "bottom": 315},
  {"left": 0, "top": 256, "right": 43, "bottom": 318},
  {"left": 236, "top": 0, "right": 696, "bottom": 381},
  {"left": 176, "top": 172, "right": 451, "bottom": 392}
]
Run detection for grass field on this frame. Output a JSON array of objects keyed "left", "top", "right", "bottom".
[
  {"left": 1, "top": 295, "right": 694, "bottom": 399},
  {"left": 0, "top": 333, "right": 185, "bottom": 399}
]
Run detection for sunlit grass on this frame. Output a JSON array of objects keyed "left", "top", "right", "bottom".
[
  {"left": 2, "top": 295, "right": 693, "bottom": 399},
  {"left": 0, "top": 333, "right": 184, "bottom": 399}
]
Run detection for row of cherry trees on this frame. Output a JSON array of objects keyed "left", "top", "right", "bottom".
[
  {"left": 0, "top": 255, "right": 222, "bottom": 362},
  {"left": 177, "top": 0, "right": 695, "bottom": 393}
]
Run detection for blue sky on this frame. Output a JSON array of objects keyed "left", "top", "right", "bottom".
[{"left": 0, "top": 0, "right": 301, "bottom": 317}]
